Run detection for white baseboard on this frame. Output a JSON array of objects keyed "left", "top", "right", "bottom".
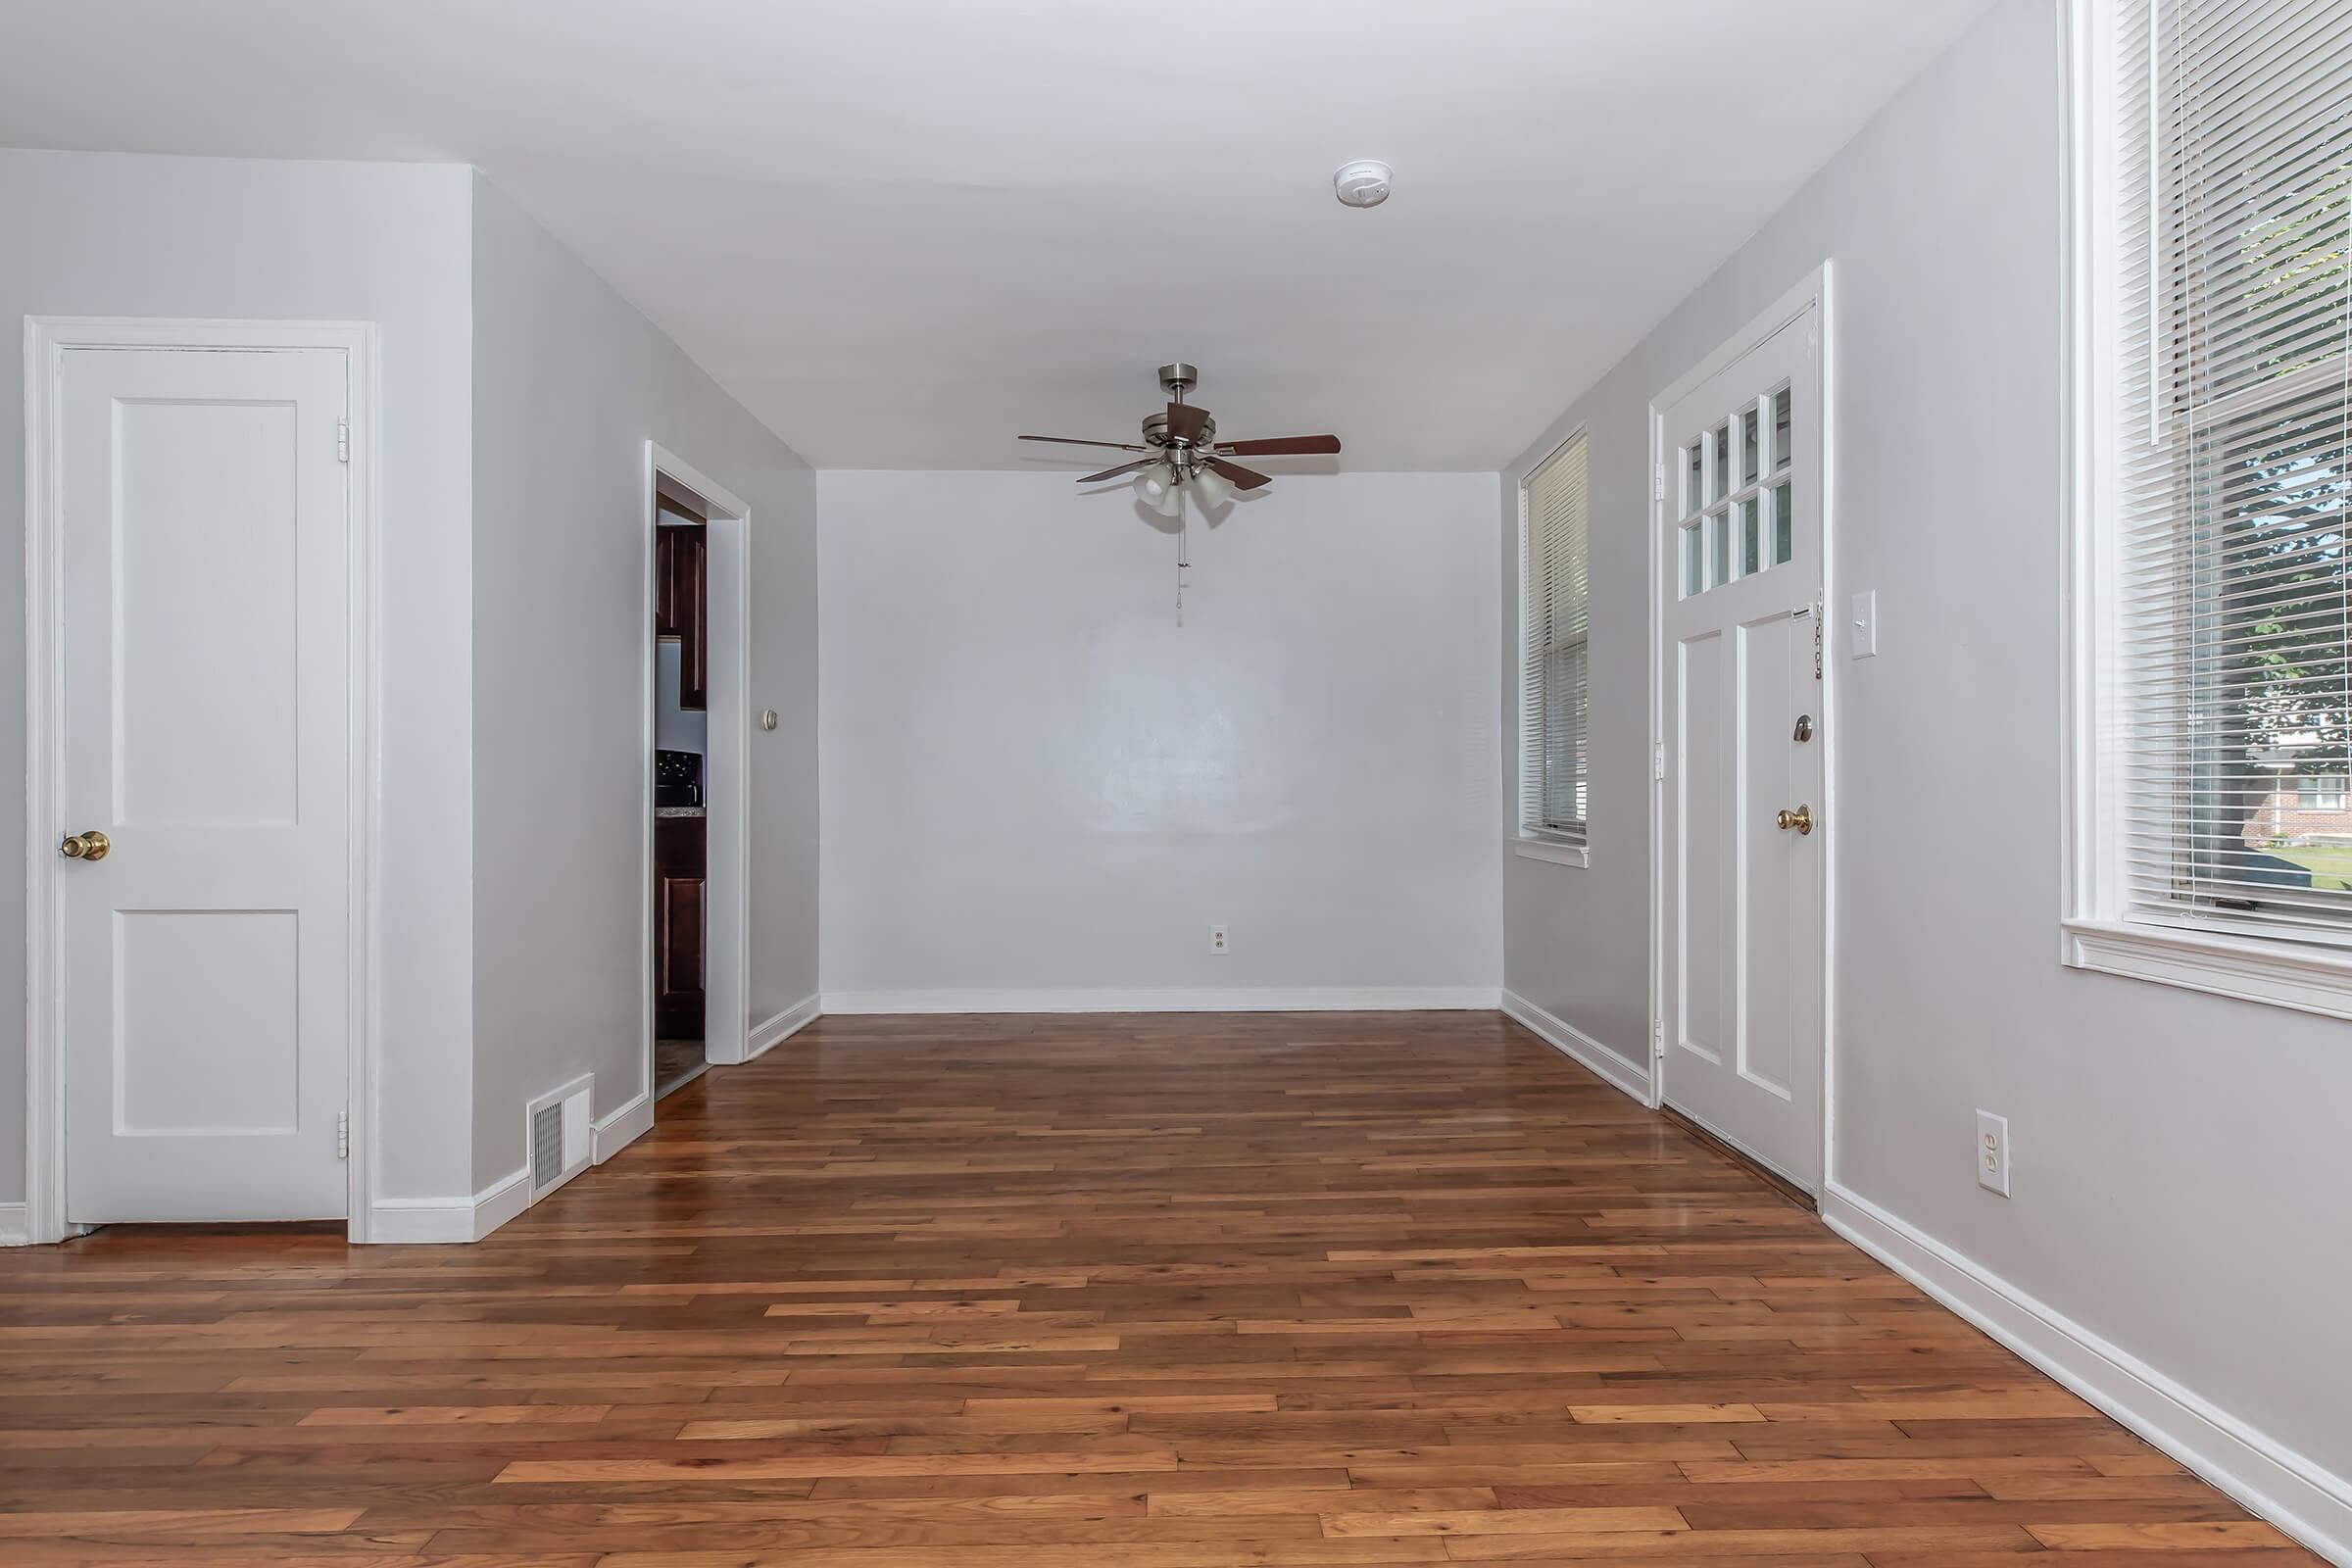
[
  {"left": 593, "top": 1091, "right": 654, "bottom": 1165},
  {"left": 368, "top": 1168, "right": 530, "bottom": 1246},
  {"left": 1499, "top": 989, "right": 1655, "bottom": 1105},
  {"left": 745, "top": 993, "right": 822, "bottom": 1059},
  {"left": 819, "top": 986, "right": 1500, "bottom": 1015},
  {"left": 0, "top": 1202, "right": 29, "bottom": 1247},
  {"left": 1823, "top": 1182, "right": 2351, "bottom": 1567}
]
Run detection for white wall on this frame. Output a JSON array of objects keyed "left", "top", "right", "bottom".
[
  {"left": 1501, "top": 0, "right": 2352, "bottom": 1519},
  {"left": 468, "top": 176, "right": 818, "bottom": 1192},
  {"left": 820, "top": 470, "right": 1501, "bottom": 1006},
  {"left": 0, "top": 150, "right": 478, "bottom": 1203}
]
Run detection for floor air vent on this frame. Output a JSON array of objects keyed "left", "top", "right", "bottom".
[{"left": 526, "top": 1076, "right": 594, "bottom": 1201}]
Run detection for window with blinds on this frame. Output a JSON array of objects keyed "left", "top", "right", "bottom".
[
  {"left": 2110, "top": 0, "right": 2352, "bottom": 943},
  {"left": 1521, "top": 433, "right": 1590, "bottom": 843}
]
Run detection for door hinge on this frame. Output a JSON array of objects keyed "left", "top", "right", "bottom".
[
  {"left": 1652, "top": 741, "right": 1665, "bottom": 782},
  {"left": 336, "top": 418, "right": 350, "bottom": 464},
  {"left": 1652, "top": 1018, "right": 1665, "bottom": 1060},
  {"left": 336, "top": 1109, "right": 351, "bottom": 1160},
  {"left": 1653, "top": 463, "right": 1666, "bottom": 503}
]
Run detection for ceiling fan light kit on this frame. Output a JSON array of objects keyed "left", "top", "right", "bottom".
[{"left": 1017, "top": 364, "right": 1344, "bottom": 619}]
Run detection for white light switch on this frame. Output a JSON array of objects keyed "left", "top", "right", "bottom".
[{"left": 1849, "top": 590, "right": 1879, "bottom": 659}]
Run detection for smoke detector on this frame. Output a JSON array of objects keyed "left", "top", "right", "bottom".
[{"left": 1333, "top": 160, "right": 1393, "bottom": 209}]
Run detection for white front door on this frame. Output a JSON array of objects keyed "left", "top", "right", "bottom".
[
  {"left": 1657, "top": 306, "right": 1825, "bottom": 1193},
  {"left": 58, "top": 343, "right": 355, "bottom": 1224}
]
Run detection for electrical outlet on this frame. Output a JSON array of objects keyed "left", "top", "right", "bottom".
[
  {"left": 1976, "top": 1110, "right": 2010, "bottom": 1197},
  {"left": 1209, "top": 923, "right": 1229, "bottom": 955}
]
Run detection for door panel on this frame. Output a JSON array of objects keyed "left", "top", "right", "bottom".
[
  {"left": 1658, "top": 308, "right": 1824, "bottom": 1194},
  {"left": 60, "top": 344, "right": 353, "bottom": 1224},
  {"left": 1675, "top": 629, "right": 1728, "bottom": 1066}
]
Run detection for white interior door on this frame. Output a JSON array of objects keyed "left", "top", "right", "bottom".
[
  {"left": 58, "top": 343, "right": 355, "bottom": 1224},
  {"left": 1657, "top": 307, "right": 1825, "bottom": 1193}
]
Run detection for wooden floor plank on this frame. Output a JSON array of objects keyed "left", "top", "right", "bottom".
[{"left": 0, "top": 1011, "right": 2318, "bottom": 1563}]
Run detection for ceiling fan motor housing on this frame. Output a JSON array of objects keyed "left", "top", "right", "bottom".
[{"left": 1143, "top": 410, "right": 1215, "bottom": 450}]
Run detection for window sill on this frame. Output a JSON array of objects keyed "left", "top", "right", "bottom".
[
  {"left": 2061, "top": 917, "right": 2352, "bottom": 1023},
  {"left": 1513, "top": 837, "right": 1590, "bottom": 868}
]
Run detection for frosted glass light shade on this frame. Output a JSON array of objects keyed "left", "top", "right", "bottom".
[{"left": 1137, "top": 465, "right": 1181, "bottom": 516}]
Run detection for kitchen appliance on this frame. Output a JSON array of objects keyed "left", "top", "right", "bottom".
[{"left": 655, "top": 749, "right": 703, "bottom": 808}]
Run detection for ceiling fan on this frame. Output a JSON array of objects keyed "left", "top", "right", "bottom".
[{"left": 1020, "top": 364, "right": 1341, "bottom": 514}]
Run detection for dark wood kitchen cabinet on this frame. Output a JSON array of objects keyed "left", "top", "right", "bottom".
[
  {"left": 654, "top": 813, "right": 706, "bottom": 1041},
  {"left": 653, "top": 523, "right": 708, "bottom": 710}
]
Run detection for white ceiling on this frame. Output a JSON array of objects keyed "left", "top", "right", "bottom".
[{"left": 0, "top": 0, "right": 1996, "bottom": 469}]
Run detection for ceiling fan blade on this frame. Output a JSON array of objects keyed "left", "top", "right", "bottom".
[
  {"left": 1020, "top": 434, "right": 1148, "bottom": 451},
  {"left": 1164, "top": 404, "right": 1211, "bottom": 444},
  {"left": 1076, "top": 459, "right": 1154, "bottom": 484},
  {"left": 1217, "top": 434, "right": 1343, "bottom": 457},
  {"left": 1202, "top": 456, "right": 1273, "bottom": 492}
]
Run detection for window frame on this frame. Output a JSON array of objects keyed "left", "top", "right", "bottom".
[
  {"left": 2059, "top": 0, "right": 2352, "bottom": 1020},
  {"left": 1516, "top": 427, "right": 1592, "bottom": 868}
]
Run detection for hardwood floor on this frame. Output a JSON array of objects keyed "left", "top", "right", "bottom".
[{"left": 0, "top": 1011, "right": 2315, "bottom": 1565}]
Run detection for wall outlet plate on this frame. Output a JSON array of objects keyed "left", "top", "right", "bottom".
[
  {"left": 1209, "top": 924, "right": 1229, "bottom": 955},
  {"left": 1976, "top": 1109, "right": 2010, "bottom": 1197}
]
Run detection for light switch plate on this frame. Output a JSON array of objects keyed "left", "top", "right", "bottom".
[{"left": 1849, "top": 590, "right": 1880, "bottom": 659}]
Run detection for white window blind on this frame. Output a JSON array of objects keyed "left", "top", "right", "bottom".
[
  {"left": 1521, "top": 433, "right": 1590, "bottom": 841},
  {"left": 2113, "top": 0, "right": 2352, "bottom": 942}
]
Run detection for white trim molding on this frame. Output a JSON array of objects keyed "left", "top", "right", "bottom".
[
  {"left": 1825, "top": 1182, "right": 2352, "bottom": 1567},
  {"left": 0, "top": 1203, "right": 30, "bottom": 1247},
  {"left": 822, "top": 987, "right": 1499, "bottom": 1015},
  {"left": 1511, "top": 836, "right": 1591, "bottom": 868},
  {"left": 1499, "top": 990, "right": 1656, "bottom": 1106},
  {"left": 22, "top": 317, "right": 382, "bottom": 1247},
  {"left": 746, "top": 994, "right": 823, "bottom": 1060},
  {"left": 592, "top": 1092, "right": 655, "bottom": 1165},
  {"left": 2065, "top": 919, "right": 2352, "bottom": 1024},
  {"left": 369, "top": 1169, "right": 531, "bottom": 1247}
]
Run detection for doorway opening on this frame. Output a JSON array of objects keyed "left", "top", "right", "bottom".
[{"left": 643, "top": 446, "right": 749, "bottom": 1111}]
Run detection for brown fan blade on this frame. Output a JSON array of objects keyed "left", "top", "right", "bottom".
[
  {"left": 1164, "top": 404, "right": 1211, "bottom": 444},
  {"left": 1077, "top": 459, "right": 1154, "bottom": 484},
  {"left": 1020, "top": 434, "right": 1148, "bottom": 451},
  {"left": 1203, "top": 456, "right": 1272, "bottom": 492},
  {"left": 1217, "top": 434, "right": 1342, "bottom": 457}
]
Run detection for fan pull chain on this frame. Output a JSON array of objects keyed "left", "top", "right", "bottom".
[{"left": 1175, "top": 490, "right": 1192, "bottom": 626}]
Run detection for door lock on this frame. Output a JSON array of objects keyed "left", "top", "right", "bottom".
[
  {"left": 1792, "top": 712, "right": 1814, "bottom": 743},
  {"left": 59, "top": 829, "right": 111, "bottom": 861},
  {"left": 1775, "top": 806, "right": 1814, "bottom": 836}
]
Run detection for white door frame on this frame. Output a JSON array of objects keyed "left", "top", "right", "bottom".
[
  {"left": 1645, "top": 265, "right": 1838, "bottom": 1194},
  {"left": 21, "top": 317, "right": 381, "bottom": 1245},
  {"left": 641, "top": 443, "right": 751, "bottom": 1098}
]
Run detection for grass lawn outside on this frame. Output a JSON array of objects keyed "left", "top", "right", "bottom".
[{"left": 2270, "top": 843, "right": 2352, "bottom": 891}]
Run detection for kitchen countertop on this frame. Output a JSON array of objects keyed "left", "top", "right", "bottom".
[{"left": 655, "top": 806, "right": 707, "bottom": 819}]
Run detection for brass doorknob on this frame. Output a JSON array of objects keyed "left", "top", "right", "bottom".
[
  {"left": 1775, "top": 806, "right": 1814, "bottom": 836},
  {"left": 59, "top": 830, "right": 110, "bottom": 862}
]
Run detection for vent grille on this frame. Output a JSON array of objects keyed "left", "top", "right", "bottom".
[
  {"left": 525, "top": 1077, "right": 594, "bottom": 1201},
  {"left": 531, "top": 1102, "right": 564, "bottom": 1192}
]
